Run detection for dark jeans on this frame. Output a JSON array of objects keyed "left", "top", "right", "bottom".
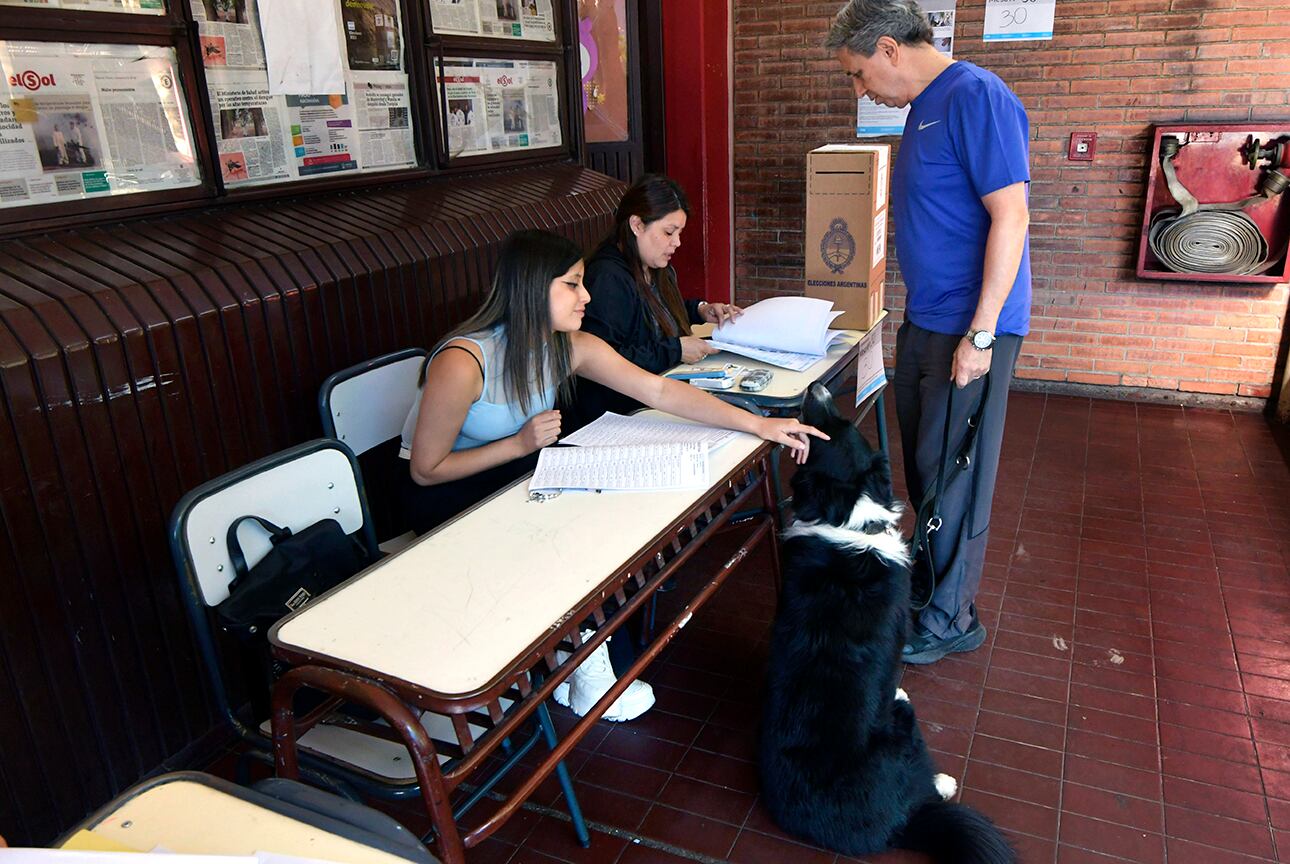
[
  {"left": 399, "top": 452, "right": 540, "bottom": 536},
  {"left": 894, "top": 321, "right": 1022, "bottom": 639}
]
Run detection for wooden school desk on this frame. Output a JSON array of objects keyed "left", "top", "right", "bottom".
[
  {"left": 267, "top": 415, "right": 781, "bottom": 864},
  {"left": 57, "top": 772, "right": 434, "bottom": 863}
]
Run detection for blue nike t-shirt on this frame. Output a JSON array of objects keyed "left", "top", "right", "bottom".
[{"left": 892, "top": 61, "right": 1032, "bottom": 336}]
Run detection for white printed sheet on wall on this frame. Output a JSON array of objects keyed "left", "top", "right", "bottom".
[{"left": 983, "top": 0, "right": 1055, "bottom": 42}]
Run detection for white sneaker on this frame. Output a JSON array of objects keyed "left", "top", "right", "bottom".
[{"left": 567, "top": 630, "right": 654, "bottom": 722}]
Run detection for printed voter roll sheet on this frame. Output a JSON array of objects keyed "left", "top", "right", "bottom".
[
  {"left": 0, "top": 853, "right": 250, "bottom": 864},
  {"left": 529, "top": 442, "right": 710, "bottom": 493},
  {"left": 0, "top": 851, "right": 379, "bottom": 864},
  {"left": 259, "top": 0, "right": 347, "bottom": 95},
  {"left": 559, "top": 412, "right": 737, "bottom": 451}
]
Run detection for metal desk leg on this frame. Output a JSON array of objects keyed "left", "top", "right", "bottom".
[
  {"left": 875, "top": 391, "right": 889, "bottom": 455},
  {"left": 769, "top": 444, "right": 786, "bottom": 519},
  {"left": 535, "top": 704, "right": 590, "bottom": 848}
]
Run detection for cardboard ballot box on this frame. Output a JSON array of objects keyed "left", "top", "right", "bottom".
[{"left": 805, "top": 144, "right": 890, "bottom": 330}]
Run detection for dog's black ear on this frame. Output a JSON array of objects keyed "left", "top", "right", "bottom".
[{"left": 858, "top": 450, "right": 896, "bottom": 506}]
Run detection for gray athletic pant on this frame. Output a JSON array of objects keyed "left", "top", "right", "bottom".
[{"left": 893, "top": 321, "right": 1022, "bottom": 639}]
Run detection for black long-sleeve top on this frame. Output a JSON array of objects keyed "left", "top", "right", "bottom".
[
  {"left": 581, "top": 240, "right": 704, "bottom": 372},
  {"left": 563, "top": 240, "right": 704, "bottom": 429}
]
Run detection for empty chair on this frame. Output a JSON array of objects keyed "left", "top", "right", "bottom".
[
  {"left": 320, "top": 349, "right": 427, "bottom": 549},
  {"left": 57, "top": 770, "right": 438, "bottom": 863}
]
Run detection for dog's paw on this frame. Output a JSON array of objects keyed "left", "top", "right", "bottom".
[
  {"left": 934, "top": 773, "right": 957, "bottom": 801},
  {"left": 895, "top": 687, "right": 909, "bottom": 703}
]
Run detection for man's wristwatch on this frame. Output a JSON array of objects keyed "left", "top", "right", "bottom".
[{"left": 966, "top": 329, "right": 996, "bottom": 351}]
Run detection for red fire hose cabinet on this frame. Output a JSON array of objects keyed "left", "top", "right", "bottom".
[{"left": 1137, "top": 123, "right": 1290, "bottom": 285}]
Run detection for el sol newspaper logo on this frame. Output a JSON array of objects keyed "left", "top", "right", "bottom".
[{"left": 8, "top": 71, "right": 57, "bottom": 92}]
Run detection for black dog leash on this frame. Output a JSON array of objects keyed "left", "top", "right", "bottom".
[{"left": 911, "top": 371, "right": 991, "bottom": 612}]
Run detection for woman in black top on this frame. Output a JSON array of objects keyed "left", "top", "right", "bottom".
[{"left": 571, "top": 174, "right": 742, "bottom": 424}]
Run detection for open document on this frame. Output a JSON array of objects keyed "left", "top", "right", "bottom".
[
  {"left": 560, "top": 412, "right": 736, "bottom": 450},
  {"left": 530, "top": 442, "right": 710, "bottom": 494},
  {"left": 708, "top": 297, "right": 847, "bottom": 371}
]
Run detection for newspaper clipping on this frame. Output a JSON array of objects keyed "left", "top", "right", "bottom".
[
  {"left": 342, "top": 0, "right": 402, "bottom": 71},
  {"left": 193, "top": 0, "right": 416, "bottom": 187},
  {"left": 428, "top": 0, "right": 555, "bottom": 42},
  {"left": 353, "top": 71, "right": 415, "bottom": 170},
  {"left": 207, "top": 70, "right": 292, "bottom": 184},
  {"left": 192, "top": 0, "right": 267, "bottom": 69},
  {"left": 0, "top": 0, "right": 164, "bottom": 12},
  {"left": 438, "top": 58, "right": 561, "bottom": 158},
  {"left": 287, "top": 94, "right": 358, "bottom": 177},
  {"left": 0, "top": 42, "right": 200, "bottom": 209}
]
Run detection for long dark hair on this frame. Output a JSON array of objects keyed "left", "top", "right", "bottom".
[
  {"left": 613, "top": 174, "right": 692, "bottom": 338},
  {"left": 422, "top": 229, "right": 584, "bottom": 415}
]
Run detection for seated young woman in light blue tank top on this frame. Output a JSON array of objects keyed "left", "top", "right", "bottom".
[
  {"left": 400, "top": 229, "right": 824, "bottom": 538},
  {"left": 399, "top": 326, "right": 554, "bottom": 457}
]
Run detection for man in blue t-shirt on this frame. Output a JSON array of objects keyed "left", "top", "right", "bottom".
[{"left": 825, "top": 0, "right": 1031, "bottom": 664}]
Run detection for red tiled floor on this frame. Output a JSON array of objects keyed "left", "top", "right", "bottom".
[{"left": 204, "top": 393, "right": 1290, "bottom": 863}]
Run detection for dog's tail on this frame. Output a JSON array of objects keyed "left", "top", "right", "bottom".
[{"left": 897, "top": 799, "right": 1016, "bottom": 864}]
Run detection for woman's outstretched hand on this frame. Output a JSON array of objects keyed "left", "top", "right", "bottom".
[{"left": 755, "top": 418, "right": 828, "bottom": 464}]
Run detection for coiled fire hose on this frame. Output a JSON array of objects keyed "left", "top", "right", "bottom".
[{"left": 1148, "top": 136, "right": 1288, "bottom": 275}]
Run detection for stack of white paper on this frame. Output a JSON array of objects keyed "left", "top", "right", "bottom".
[
  {"left": 709, "top": 297, "right": 847, "bottom": 371},
  {"left": 529, "top": 442, "right": 710, "bottom": 493},
  {"left": 560, "top": 412, "right": 737, "bottom": 450}
]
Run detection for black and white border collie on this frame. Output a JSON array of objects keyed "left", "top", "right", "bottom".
[{"left": 758, "top": 383, "right": 1014, "bottom": 864}]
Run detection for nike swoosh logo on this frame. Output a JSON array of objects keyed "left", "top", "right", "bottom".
[{"left": 918, "top": 119, "right": 942, "bottom": 131}]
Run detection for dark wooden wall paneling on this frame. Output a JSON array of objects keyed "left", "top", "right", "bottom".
[
  {"left": 0, "top": 163, "right": 624, "bottom": 845},
  {"left": 587, "top": 145, "right": 644, "bottom": 185}
]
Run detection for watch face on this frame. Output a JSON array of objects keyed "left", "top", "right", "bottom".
[{"left": 973, "top": 331, "right": 993, "bottom": 349}]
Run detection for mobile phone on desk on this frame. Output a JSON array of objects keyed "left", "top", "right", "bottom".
[
  {"left": 691, "top": 375, "right": 736, "bottom": 390},
  {"left": 740, "top": 369, "right": 774, "bottom": 392},
  {"left": 667, "top": 363, "right": 741, "bottom": 381}
]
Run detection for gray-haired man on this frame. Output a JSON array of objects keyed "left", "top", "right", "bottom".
[{"left": 826, "top": 0, "right": 1031, "bottom": 664}]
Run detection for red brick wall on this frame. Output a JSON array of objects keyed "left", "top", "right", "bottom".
[{"left": 732, "top": 0, "right": 1290, "bottom": 399}]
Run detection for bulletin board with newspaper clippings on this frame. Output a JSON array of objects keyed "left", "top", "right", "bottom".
[
  {"left": 0, "top": 42, "right": 201, "bottom": 209},
  {"left": 192, "top": 0, "right": 417, "bottom": 188}
]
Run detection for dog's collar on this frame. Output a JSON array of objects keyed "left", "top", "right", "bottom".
[
  {"left": 843, "top": 496, "right": 903, "bottom": 530},
  {"left": 782, "top": 496, "right": 910, "bottom": 567}
]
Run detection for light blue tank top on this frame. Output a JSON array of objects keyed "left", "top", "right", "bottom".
[{"left": 400, "top": 327, "right": 557, "bottom": 457}]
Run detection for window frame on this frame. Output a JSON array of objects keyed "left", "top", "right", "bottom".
[{"left": 422, "top": 0, "right": 581, "bottom": 173}]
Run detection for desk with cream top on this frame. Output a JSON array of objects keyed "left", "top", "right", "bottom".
[{"left": 266, "top": 414, "right": 780, "bottom": 863}]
